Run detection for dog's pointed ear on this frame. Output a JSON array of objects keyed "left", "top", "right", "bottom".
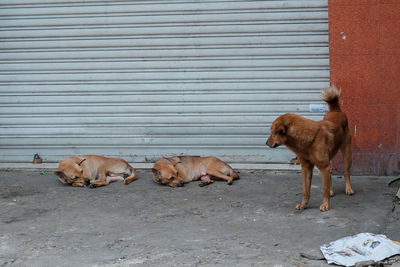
[
  {"left": 152, "top": 168, "right": 161, "bottom": 178},
  {"left": 77, "top": 158, "right": 86, "bottom": 166},
  {"left": 54, "top": 171, "right": 66, "bottom": 178},
  {"left": 169, "top": 157, "right": 181, "bottom": 165},
  {"left": 54, "top": 171, "right": 68, "bottom": 184},
  {"left": 275, "top": 124, "right": 286, "bottom": 135}
]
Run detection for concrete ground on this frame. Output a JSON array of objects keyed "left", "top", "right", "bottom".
[{"left": 0, "top": 169, "right": 399, "bottom": 267}]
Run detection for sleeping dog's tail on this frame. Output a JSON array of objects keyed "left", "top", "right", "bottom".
[
  {"left": 321, "top": 85, "right": 341, "bottom": 112},
  {"left": 123, "top": 166, "right": 138, "bottom": 185}
]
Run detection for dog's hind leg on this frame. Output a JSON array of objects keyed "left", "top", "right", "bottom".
[
  {"left": 329, "top": 163, "right": 334, "bottom": 197},
  {"left": 341, "top": 137, "right": 354, "bottom": 195},
  {"left": 207, "top": 169, "right": 234, "bottom": 185},
  {"left": 106, "top": 175, "right": 124, "bottom": 183},
  {"left": 296, "top": 158, "right": 314, "bottom": 210}
]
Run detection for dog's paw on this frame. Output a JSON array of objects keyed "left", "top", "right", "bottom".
[
  {"left": 88, "top": 184, "right": 97, "bottom": 189},
  {"left": 345, "top": 187, "right": 354, "bottom": 195},
  {"left": 296, "top": 203, "right": 307, "bottom": 210},
  {"left": 319, "top": 203, "right": 330, "bottom": 212},
  {"left": 330, "top": 190, "right": 335, "bottom": 197}
]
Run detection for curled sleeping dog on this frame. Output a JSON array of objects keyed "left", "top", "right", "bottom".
[
  {"left": 152, "top": 156, "right": 239, "bottom": 188},
  {"left": 55, "top": 155, "right": 138, "bottom": 188}
]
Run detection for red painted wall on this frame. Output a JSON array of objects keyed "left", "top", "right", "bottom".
[{"left": 328, "top": 0, "right": 400, "bottom": 175}]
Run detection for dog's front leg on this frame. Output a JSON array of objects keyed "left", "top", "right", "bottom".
[
  {"left": 296, "top": 158, "right": 314, "bottom": 210},
  {"left": 176, "top": 172, "right": 190, "bottom": 184},
  {"left": 86, "top": 168, "right": 111, "bottom": 188},
  {"left": 319, "top": 166, "right": 332, "bottom": 212},
  {"left": 71, "top": 182, "right": 85, "bottom": 187},
  {"left": 88, "top": 178, "right": 110, "bottom": 188}
]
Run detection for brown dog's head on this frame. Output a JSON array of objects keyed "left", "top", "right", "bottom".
[
  {"left": 54, "top": 157, "right": 89, "bottom": 186},
  {"left": 266, "top": 115, "right": 288, "bottom": 148},
  {"left": 151, "top": 159, "right": 185, "bottom": 188}
]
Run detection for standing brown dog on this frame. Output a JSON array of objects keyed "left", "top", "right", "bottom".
[
  {"left": 266, "top": 86, "right": 354, "bottom": 211},
  {"left": 152, "top": 156, "right": 239, "bottom": 188},
  {"left": 55, "top": 155, "right": 138, "bottom": 188}
]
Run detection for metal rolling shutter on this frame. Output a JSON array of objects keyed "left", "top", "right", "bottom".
[{"left": 0, "top": 0, "right": 329, "bottom": 163}]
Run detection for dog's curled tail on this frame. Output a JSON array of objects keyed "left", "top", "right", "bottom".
[
  {"left": 321, "top": 85, "right": 341, "bottom": 112},
  {"left": 232, "top": 170, "right": 240, "bottom": 180},
  {"left": 124, "top": 167, "right": 138, "bottom": 185}
]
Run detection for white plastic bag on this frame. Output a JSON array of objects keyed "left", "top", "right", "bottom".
[{"left": 320, "top": 233, "right": 400, "bottom": 266}]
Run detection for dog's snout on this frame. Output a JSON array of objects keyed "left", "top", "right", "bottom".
[
  {"left": 267, "top": 143, "right": 278, "bottom": 148},
  {"left": 176, "top": 181, "right": 185, "bottom": 187},
  {"left": 84, "top": 178, "right": 90, "bottom": 185},
  {"left": 266, "top": 139, "right": 272, "bottom": 148},
  {"left": 266, "top": 136, "right": 272, "bottom": 147},
  {"left": 266, "top": 137, "right": 278, "bottom": 148}
]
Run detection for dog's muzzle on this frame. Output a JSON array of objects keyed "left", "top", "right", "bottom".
[
  {"left": 175, "top": 181, "right": 185, "bottom": 187},
  {"left": 266, "top": 141, "right": 279, "bottom": 148}
]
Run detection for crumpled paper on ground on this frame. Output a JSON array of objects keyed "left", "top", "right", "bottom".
[{"left": 320, "top": 233, "right": 400, "bottom": 266}]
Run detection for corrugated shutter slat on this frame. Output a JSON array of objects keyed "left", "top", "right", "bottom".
[{"left": 0, "top": 0, "right": 329, "bottom": 163}]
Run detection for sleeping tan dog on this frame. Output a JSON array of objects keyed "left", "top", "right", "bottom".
[
  {"left": 266, "top": 86, "right": 354, "bottom": 211},
  {"left": 152, "top": 156, "right": 239, "bottom": 188},
  {"left": 55, "top": 155, "right": 138, "bottom": 188}
]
